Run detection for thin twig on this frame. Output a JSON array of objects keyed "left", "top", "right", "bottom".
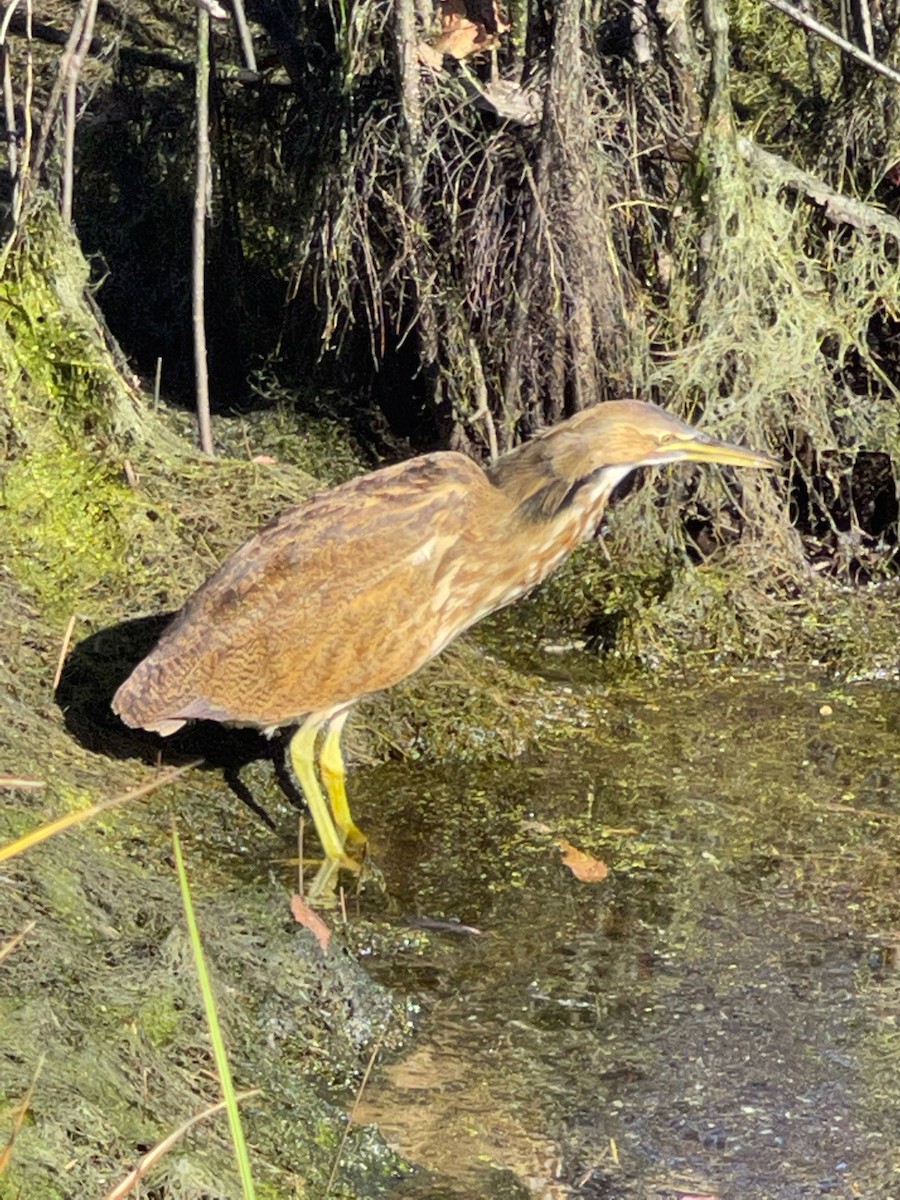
[
  {"left": 323, "top": 1040, "right": 382, "bottom": 1197},
  {"left": 297, "top": 813, "right": 305, "bottom": 898},
  {"left": 61, "top": 0, "right": 98, "bottom": 224},
  {"left": 0, "top": 761, "right": 203, "bottom": 863},
  {"left": 19, "top": 0, "right": 31, "bottom": 228},
  {"left": 1, "top": 0, "right": 22, "bottom": 204},
  {"left": 192, "top": 8, "right": 214, "bottom": 455},
  {"left": 102, "top": 1090, "right": 261, "bottom": 1200},
  {"left": 52, "top": 613, "right": 77, "bottom": 691},
  {"left": 31, "top": 0, "right": 86, "bottom": 182},
  {"left": 0, "top": 776, "right": 45, "bottom": 790},
  {"left": 0, "top": 0, "right": 31, "bottom": 268},
  {"left": 762, "top": 0, "right": 900, "bottom": 86},
  {"left": 0, "top": 1055, "right": 44, "bottom": 1175},
  {"left": 0, "top": 920, "right": 36, "bottom": 964}
]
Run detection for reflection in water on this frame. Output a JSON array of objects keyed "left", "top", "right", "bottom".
[
  {"left": 358, "top": 1037, "right": 565, "bottom": 1198},
  {"left": 350, "top": 673, "right": 900, "bottom": 1199}
]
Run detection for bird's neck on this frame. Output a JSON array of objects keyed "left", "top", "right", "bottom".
[
  {"left": 477, "top": 455, "right": 634, "bottom": 609},
  {"left": 422, "top": 455, "right": 632, "bottom": 663}
]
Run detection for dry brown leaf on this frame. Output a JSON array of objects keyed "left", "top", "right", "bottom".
[
  {"left": 290, "top": 893, "right": 331, "bottom": 951},
  {"left": 556, "top": 839, "right": 608, "bottom": 883},
  {"left": 428, "top": 0, "right": 508, "bottom": 60},
  {"left": 440, "top": 0, "right": 509, "bottom": 34}
]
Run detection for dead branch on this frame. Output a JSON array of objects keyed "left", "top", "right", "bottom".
[
  {"left": 193, "top": 8, "right": 214, "bottom": 455},
  {"left": 61, "top": 0, "right": 99, "bottom": 225},
  {"left": 762, "top": 0, "right": 900, "bottom": 87},
  {"left": 228, "top": 0, "right": 258, "bottom": 73},
  {"left": 738, "top": 136, "right": 900, "bottom": 239},
  {"left": 31, "top": 2, "right": 86, "bottom": 184},
  {"left": 3, "top": 10, "right": 268, "bottom": 84},
  {"left": 1, "top": 0, "right": 22, "bottom": 212}
]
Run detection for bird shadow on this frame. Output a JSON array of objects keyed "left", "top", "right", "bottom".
[{"left": 55, "top": 614, "right": 304, "bottom": 830}]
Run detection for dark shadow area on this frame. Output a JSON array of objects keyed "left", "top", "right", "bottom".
[
  {"left": 75, "top": 83, "right": 287, "bottom": 412},
  {"left": 55, "top": 615, "right": 306, "bottom": 829},
  {"left": 790, "top": 442, "right": 900, "bottom": 581}
]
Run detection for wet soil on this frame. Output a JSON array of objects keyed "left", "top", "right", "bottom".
[{"left": 345, "top": 670, "right": 900, "bottom": 1200}]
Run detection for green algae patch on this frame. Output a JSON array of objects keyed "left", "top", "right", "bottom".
[
  {"left": 0, "top": 205, "right": 149, "bottom": 619},
  {"left": 3, "top": 433, "right": 141, "bottom": 618},
  {"left": 135, "top": 987, "right": 182, "bottom": 1048}
]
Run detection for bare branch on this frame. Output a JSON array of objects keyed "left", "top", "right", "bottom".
[
  {"left": 193, "top": 9, "right": 214, "bottom": 455},
  {"left": 3, "top": 10, "right": 269, "bottom": 85},
  {"left": 31, "top": 1, "right": 86, "bottom": 182},
  {"left": 228, "top": 0, "right": 257, "bottom": 72},
  {"left": 738, "top": 136, "right": 900, "bottom": 238},
  {"left": 1, "top": 0, "right": 21, "bottom": 208},
  {"left": 762, "top": 0, "right": 900, "bottom": 86},
  {"left": 62, "top": 0, "right": 99, "bottom": 225}
]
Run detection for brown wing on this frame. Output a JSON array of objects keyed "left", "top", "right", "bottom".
[{"left": 113, "top": 451, "right": 497, "bottom": 733}]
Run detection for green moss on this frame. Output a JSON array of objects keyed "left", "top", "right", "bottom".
[
  {"left": 0, "top": 205, "right": 148, "bottom": 619},
  {"left": 136, "top": 988, "right": 182, "bottom": 1047},
  {"left": 0, "top": 212, "right": 121, "bottom": 429},
  {"left": 2, "top": 434, "right": 140, "bottom": 616}
]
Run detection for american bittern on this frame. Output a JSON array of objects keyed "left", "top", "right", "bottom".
[{"left": 113, "top": 400, "right": 774, "bottom": 898}]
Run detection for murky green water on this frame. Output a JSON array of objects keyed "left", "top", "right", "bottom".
[{"left": 346, "top": 671, "right": 900, "bottom": 1199}]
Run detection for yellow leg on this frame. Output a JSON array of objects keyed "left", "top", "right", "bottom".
[
  {"left": 288, "top": 719, "right": 359, "bottom": 901},
  {"left": 319, "top": 710, "right": 367, "bottom": 849}
]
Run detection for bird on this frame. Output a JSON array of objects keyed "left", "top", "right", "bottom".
[{"left": 112, "top": 399, "right": 775, "bottom": 900}]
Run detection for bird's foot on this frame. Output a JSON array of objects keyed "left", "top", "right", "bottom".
[
  {"left": 339, "top": 822, "right": 368, "bottom": 850},
  {"left": 303, "top": 847, "right": 383, "bottom": 906}
]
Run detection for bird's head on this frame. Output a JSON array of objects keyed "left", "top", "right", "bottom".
[
  {"left": 560, "top": 399, "right": 777, "bottom": 473},
  {"left": 488, "top": 399, "right": 776, "bottom": 519}
]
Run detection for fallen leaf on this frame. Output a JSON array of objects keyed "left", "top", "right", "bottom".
[
  {"left": 290, "top": 893, "right": 331, "bottom": 951},
  {"left": 428, "top": 0, "right": 509, "bottom": 60},
  {"left": 556, "top": 839, "right": 608, "bottom": 883}
]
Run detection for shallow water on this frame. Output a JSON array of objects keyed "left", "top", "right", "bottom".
[{"left": 348, "top": 670, "right": 900, "bottom": 1199}]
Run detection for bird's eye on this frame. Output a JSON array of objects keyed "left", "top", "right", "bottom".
[{"left": 657, "top": 431, "right": 678, "bottom": 445}]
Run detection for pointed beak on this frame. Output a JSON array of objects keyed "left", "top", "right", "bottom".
[{"left": 672, "top": 430, "right": 778, "bottom": 470}]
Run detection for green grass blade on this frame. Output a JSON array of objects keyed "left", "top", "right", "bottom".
[{"left": 172, "top": 821, "right": 257, "bottom": 1199}]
